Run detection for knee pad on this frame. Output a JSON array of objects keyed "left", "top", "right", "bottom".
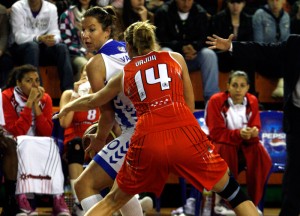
[
  {"left": 217, "top": 175, "right": 250, "bottom": 209},
  {"left": 67, "top": 137, "right": 84, "bottom": 165}
]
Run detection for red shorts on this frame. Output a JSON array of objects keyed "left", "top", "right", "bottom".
[{"left": 116, "top": 125, "right": 228, "bottom": 197}]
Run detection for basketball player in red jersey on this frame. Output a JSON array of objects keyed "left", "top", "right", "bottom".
[{"left": 54, "top": 21, "right": 260, "bottom": 216}]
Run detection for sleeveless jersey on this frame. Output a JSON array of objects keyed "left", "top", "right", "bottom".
[
  {"left": 123, "top": 51, "right": 199, "bottom": 138},
  {"left": 64, "top": 109, "right": 100, "bottom": 144},
  {"left": 97, "top": 39, "right": 136, "bottom": 129}
]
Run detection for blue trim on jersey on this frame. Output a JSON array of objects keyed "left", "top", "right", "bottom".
[
  {"left": 97, "top": 40, "right": 127, "bottom": 56},
  {"left": 114, "top": 107, "right": 135, "bottom": 127},
  {"left": 93, "top": 154, "right": 117, "bottom": 179},
  {"left": 113, "top": 95, "right": 136, "bottom": 128}
]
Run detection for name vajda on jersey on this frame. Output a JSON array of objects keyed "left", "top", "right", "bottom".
[{"left": 135, "top": 55, "right": 157, "bottom": 66}]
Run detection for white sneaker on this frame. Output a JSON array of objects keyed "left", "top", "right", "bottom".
[
  {"left": 184, "top": 198, "right": 195, "bottom": 215},
  {"left": 171, "top": 206, "right": 184, "bottom": 215},
  {"left": 214, "top": 203, "right": 235, "bottom": 216},
  {"left": 72, "top": 203, "right": 84, "bottom": 216},
  {"left": 139, "top": 196, "right": 153, "bottom": 212},
  {"left": 171, "top": 197, "right": 196, "bottom": 216}
]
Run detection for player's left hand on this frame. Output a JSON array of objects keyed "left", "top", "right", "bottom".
[
  {"left": 83, "top": 133, "right": 106, "bottom": 158},
  {"left": 52, "top": 106, "right": 70, "bottom": 119}
]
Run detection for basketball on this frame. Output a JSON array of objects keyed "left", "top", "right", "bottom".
[{"left": 82, "top": 123, "right": 118, "bottom": 158}]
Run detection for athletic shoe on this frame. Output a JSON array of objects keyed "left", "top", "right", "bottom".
[
  {"left": 53, "top": 195, "right": 71, "bottom": 216},
  {"left": 17, "top": 194, "right": 33, "bottom": 214},
  {"left": 28, "top": 210, "right": 38, "bottom": 216},
  {"left": 72, "top": 203, "right": 84, "bottom": 216},
  {"left": 171, "top": 206, "right": 184, "bottom": 215},
  {"left": 184, "top": 198, "right": 195, "bottom": 215},
  {"left": 139, "top": 196, "right": 153, "bottom": 212},
  {"left": 171, "top": 198, "right": 195, "bottom": 216},
  {"left": 214, "top": 202, "right": 235, "bottom": 216}
]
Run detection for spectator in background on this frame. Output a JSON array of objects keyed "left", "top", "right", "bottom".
[
  {"left": 206, "top": 32, "right": 300, "bottom": 216},
  {"left": 9, "top": 0, "right": 74, "bottom": 92},
  {"left": 146, "top": 0, "right": 164, "bottom": 13},
  {"left": 210, "top": 0, "right": 256, "bottom": 93},
  {"left": 2, "top": 64, "right": 70, "bottom": 216},
  {"left": 154, "top": 0, "right": 220, "bottom": 103},
  {"left": 205, "top": 70, "right": 272, "bottom": 215},
  {"left": 121, "top": 0, "right": 154, "bottom": 32},
  {"left": 221, "top": 0, "right": 267, "bottom": 15},
  {"left": 59, "top": 67, "right": 100, "bottom": 216},
  {"left": 59, "top": 0, "right": 96, "bottom": 81},
  {"left": 290, "top": 0, "right": 300, "bottom": 34},
  {"left": 252, "top": 0, "right": 290, "bottom": 98},
  {"left": 0, "top": 4, "right": 14, "bottom": 88},
  {"left": 196, "top": 0, "right": 219, "bottom": 17},
  {"left": 47, "top": 0, "right": 72, "bottom": 17},
  {"left": 96, "top": 0, "right": 123, "bottom": 12}
]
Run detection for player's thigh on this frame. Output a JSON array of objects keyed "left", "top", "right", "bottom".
[{"left": 77, "top": 160, "right": 114, "bottom": 190}]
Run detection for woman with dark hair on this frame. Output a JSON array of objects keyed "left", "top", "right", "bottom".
[
  {"left": 64, "top": 6, "right": 144, "bottom": 216},
  {"left": 59, "top": 0, "right": 97, "bottom": 80},
  {"left": 205, "top": 70, "right": 271, "bottom": 215},
  {"left": 2, "top": 64, "right": 71, "bottom": 216},
  {"left": 121, "top": 0, "right": 154, "bottom": 31}
]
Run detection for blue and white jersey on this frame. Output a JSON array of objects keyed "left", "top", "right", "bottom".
[{"left": 97, "top": 39, "right": 137, "bottom": 129}]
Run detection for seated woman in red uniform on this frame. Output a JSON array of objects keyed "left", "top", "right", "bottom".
[
  {"left": 205, "top": 70, "right": 272, "bottom": 213},
  {"left": 59, "top": 67, "right": 100, "bottom": 215},
  {"left": 2, "top": 64, "right": 70, "bottom": 216}
]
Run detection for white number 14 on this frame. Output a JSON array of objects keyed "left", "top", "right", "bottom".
[{"left": 134, "top": 64, "right": 171, "bottom": 101}]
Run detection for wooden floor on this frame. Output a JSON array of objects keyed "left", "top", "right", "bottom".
[
  {"left": 0, "top": 207, "right": 280, "bottom": 215},
  {"left": 146, "top": 208, "right": 281, "bottom": 216}
]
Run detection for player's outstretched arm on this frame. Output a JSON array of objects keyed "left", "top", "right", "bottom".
[
  {"left": 53, "top": 72, "right": 123, "bottom": 119},
  {"left": 206, "top": 34, "right": 234, "bottom": 51}
]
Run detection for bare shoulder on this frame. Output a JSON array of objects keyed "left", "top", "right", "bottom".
[
  {"left": 86, "top": 54, "right": 106, "bottom": 76},
  {"left": 169, "top": 51, "right": 185, "bottom": 64},
  {"left": 59, "top": 89, "right": 73, "bottom": 106},
  {"left": 169, "top": 51, "right": 183, "bottom": 59},
  {"left": 86, "top": 54, "right": 104, "bottom": 69}
]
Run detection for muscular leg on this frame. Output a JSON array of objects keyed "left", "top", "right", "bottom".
[
  {"left": 212, "top": 170, "right": 259, "bottom": 216},
  {"left": 75, "top": 161, "right": 143, "bottom": 215},
  {"left": 75, "top": 161, "right": 113, "bottom": 202},
  {"left": 85, "top": 180, "right": 134, "bottom": 216}
]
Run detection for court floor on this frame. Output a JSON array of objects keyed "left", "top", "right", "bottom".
[{"left": 0, "top": 207, "right": 281, "bottom": 215}]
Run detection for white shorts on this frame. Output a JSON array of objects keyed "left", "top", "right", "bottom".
[{"left": 93, "top": 126, "right": 134, "bottom": 179}]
